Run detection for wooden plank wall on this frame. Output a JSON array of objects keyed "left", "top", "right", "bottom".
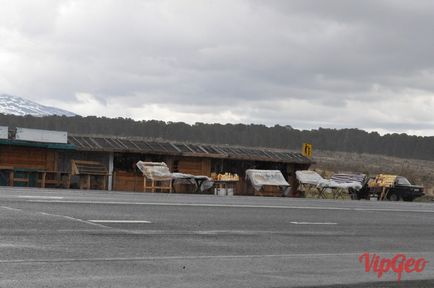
[
  {"left": 236, "top": 178, "right": 251, "bottom": 196},
  {"left": 0, "top": 146, "right": 55, "bottom": 171},
  {"left": 113, "top": 171, "right": 144, "bottom": 192},
  {"left": 177, "top": 157, "right": 211, "bottom": 176}
]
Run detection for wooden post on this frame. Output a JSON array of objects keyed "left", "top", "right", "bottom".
[
  {"left": 112, "top": 171, "right": 116, "bottom": 191},
  {"left": 380, "top": 187, "right": 386, "bottom": 200},
  {"left": 288, "top": 165, "right": 298, "bottom": 197},
  {"left": 65, "top": 174, "right": 71, "bottom": 189},
  {"left": 54, "top": 152, "right": 58, "bottom": 172},
  {"left": 107, "top": 152, "right": 114, "bottom": 191},
  {"left": 41, "top": 172, "right": 46, "bottom": 188},
  {"left": 86, "top": 175, "right": 90, "bottom": 190},
  {"left": 9, "top": 171, "right": 14, "bottom": 187},
  {"left": 103, "top": 175, "right": 107, "bottom": 190}
]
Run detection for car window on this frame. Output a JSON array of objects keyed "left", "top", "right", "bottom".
[{"left": 396, "top": 177, "right": 411, "bottom": 186}]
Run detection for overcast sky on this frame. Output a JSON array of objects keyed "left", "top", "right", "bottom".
[{"left": 1, "top": 0, "right": 434, "bottom": 135}]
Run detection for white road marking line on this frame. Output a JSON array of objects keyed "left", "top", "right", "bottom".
[
  {"left": 3, "top": 205, "right": 111, "bottom": 229},
  {"left": 17, "top": 196, "right": 64, "bottom": 199},
  {"left": 0, "top": 206, "right": 22, "bottom": 212},
  {"left": 290, "top": 221, "right": 337, "bottom": 225},
  {"left": 88, "top": 220, "right": 152, "bottom": 224},
  {"left": 26, "top": 200, "right": 434, "bottom": 214},
  {"left": 36, "top": 211, "right": 112, "bottom": 229},
  {"left": 1, "top": 251, "right": 433, "bottom": 264}
]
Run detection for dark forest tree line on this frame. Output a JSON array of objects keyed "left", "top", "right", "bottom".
[{"left": 1, "top": 113, "right": 433, "bottom": 161}]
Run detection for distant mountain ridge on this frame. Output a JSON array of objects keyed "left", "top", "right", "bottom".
[{"left": 0, "top": 94, "right": 76, "bottom": 117}]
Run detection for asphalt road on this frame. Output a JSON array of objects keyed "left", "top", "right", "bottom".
[{"left": 1, "top": 187, "right": 434, "bottom": 288}]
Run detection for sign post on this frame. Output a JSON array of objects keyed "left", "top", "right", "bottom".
[{"left": 302, "top": 143, "right": 312, "bottom": 158}]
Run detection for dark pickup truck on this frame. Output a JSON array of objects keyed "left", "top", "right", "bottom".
[{"left": 354, "top": 175, "right": 424, "bottom": 201}]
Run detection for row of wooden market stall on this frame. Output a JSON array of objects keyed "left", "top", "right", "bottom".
[
  {"left": 0, "top": 127, "right": 312, "bottom": 196},
  {"left": 134, "top": 161, "right": 293, "bottom": 196}
]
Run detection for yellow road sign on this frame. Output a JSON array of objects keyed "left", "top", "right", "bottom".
[{"left": 302, "top": 143, "right": 312, "bottom": 158}]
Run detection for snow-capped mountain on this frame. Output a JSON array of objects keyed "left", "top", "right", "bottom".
[{"left": 0, "top": 94, "right": 76, "bottom": 117}]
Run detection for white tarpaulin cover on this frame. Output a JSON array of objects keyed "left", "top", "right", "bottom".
[
  {"left": 171, "top": 173, "right": 212, "bottom": 182},
  {"left": 296, "top": 170, "right": 325, "bottom": 185},
  {"left": 329, "top": 173, "right": 365, "bottom": 190},
  {"left": 296, "top": 170, "right": 363, "bottom": 190},
  {"left": 172, "top": 173, "right": 214, "bottom": 192},
  {"left": 317, "top": 180, "right": 363, "bottom": 190},
  {"left": 246, "top": 169, "right": 289, "bottom": 191},
  {"left": 136, "top": 161, "right": 172, "bottom": 180},
  {"left": 171, "top": 172, "right": 195, "bottom": 179}
]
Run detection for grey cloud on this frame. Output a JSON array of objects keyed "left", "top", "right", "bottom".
[{"left": 1, "top": 0, "right": 434, "bottom": 134}]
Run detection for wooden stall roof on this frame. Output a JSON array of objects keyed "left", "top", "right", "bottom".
[
  {"left": 0, "top": 139, "right": 75, "bottom": 150},
  {"left": 68, "top": 135, "right": 312, "bottom": 164}
]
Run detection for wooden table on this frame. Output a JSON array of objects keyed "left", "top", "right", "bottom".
[
  {"left": 38, "top": 171, "right": 71, "bottom": 188},
  {"left": 172, "top": 175, "right": 213, "bottom": 194},
  {"left": 0, "top": 167, "right": 71, "bottom": 188},
  {"left": 213, "top": 180, "right": 239, "bottom": 196}
]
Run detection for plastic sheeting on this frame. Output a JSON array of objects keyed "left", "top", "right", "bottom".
[
  {"left": 330, "top": 173, "right": 365, "bottom": 190},
  {"left": 246, "top": 169, "right": 289, "bottom": 191},
  {"left": 171, "top": 172, "right": 196, "bottom": 185},
  {"left": 296, "top": 170, "right": 325, "bottom": 185},
  {"left": 198, "top": 177, "right": 214, "bottom": 191},
  {"left": 171, "top": 172, "right": 214, "bottom": 192},
  {"left": 296, "top": 170, "right": 363, "bottom": 190},
  {"left": 318, "top": 180, "right": 363, "bottom": 190},
  {"left": 136, "top": 161, "right": 172, "bottom": 180},
  {"left": 171, "top": 172, "right": 195, "bottom": 179}
]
